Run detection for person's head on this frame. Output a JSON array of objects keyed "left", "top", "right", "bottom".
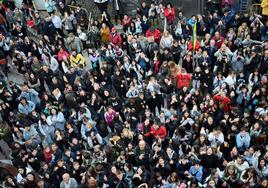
[
  {"left": 5, "top": 176, "right": 14, "bottom": 185},
  {"left": 20, "top": 97, "right": 27, "bottom": 105},
  {"left": 225, "top": 165, "right": 237, "bottom": 176},
  {"left": 207, "top": 147, "right": 213, "bottom": 155},
  {"left": 139, "top": 140, "right": 146, "bottom": 150},
  {"left": 62, "top": 173, "right": 70, "bottom": 183},
  {"left": 260, "top": 177, "right": 268, "bottom": 187},
  {"left": 193, "top": 160, "right": 200, "bottom": 170},
  {"left": 26, "top": 173, "right": 35, "bottom": 181},
  {"left": 236, "top": 156, "right": 244, "bottom": 165},
  {"left": 51, "top": 143, "right": 58, "bottom": 151}
]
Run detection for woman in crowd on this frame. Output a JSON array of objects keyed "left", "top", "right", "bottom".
[{"left": 0, "top": 0, "right": 267, "bottom": 187}]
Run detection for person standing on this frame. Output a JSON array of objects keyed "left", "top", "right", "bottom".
[
  {"left": 94, "top": 0, "right": 109, "bottom": 13},
  {"left": 112, "top": 0, "right": 124, "bottom": 24}
]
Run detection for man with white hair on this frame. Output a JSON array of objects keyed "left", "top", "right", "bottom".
[{"left": 60, "top": 173, "right": 78, "bottom": 188}]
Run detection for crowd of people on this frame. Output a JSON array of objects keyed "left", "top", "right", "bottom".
[{"left": 0, "top": 0, "right": 267, "bottom": 187}]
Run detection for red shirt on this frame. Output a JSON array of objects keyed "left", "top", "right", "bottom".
[
  {"left": 145, "top": 125, "right": 167, "bottom": 139},
  {"left": 109, "top": 33, "right": 122, "bottom": 47},
  {"left": 146, "top": 29, "right": 161, "bottom": 43},
  {"left": 57, "top": 50, "right": 70, "bottom": 61},
  {"left": 213, "top": 94, "right": 231, "bottom": 112},
  {"left": 164, "top": 8, "right": 176, "bottom": 25},
  {"left": 176, "top": 73, "right": 192, "bottom": 89},
  {"left": 211, "top": 36, "right": 225, "bottom": 49}
]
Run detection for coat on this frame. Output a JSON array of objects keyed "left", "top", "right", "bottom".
[
  {"left": 144, "top": 125, "right": 167, "bottom": 139},
  {"left": 100, "top": 27, "right": 110, "bottom": 43},
  {"left": 146, "top": 29, "right": 161, "bottom": 43},
  {"left": 60, "top": 178, "right": 78, "bottom": 188},
  {"left": 261, "top": 0, "right": 268, "bottom": 16},
  {"left": 109, "top": 33, "right": 122, "bottom": 47},
  {"left": 213, "top": 94, "right": 231, "bottom": 112},
  {"left": 164, "top": 8, "right": 176, "bottom": 25},
  {"left": 176, "top": 73, "right": 191, "bottom": 89}
]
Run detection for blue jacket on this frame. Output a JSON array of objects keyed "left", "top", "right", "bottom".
[
  {"left": 189, "top": 165, "right": 203, "bottom": 182},
  {"left": 236, "top": 132, "right": 251, "bottom": 149},
  {"left": 81, "top": 120, "right": 98, "bottom": 140},
  {"left": 18, "top": 101, "right": 36, "bottom": 115},
  {"left": 19, "top": 89, "right": 41, "bottom": 105}
]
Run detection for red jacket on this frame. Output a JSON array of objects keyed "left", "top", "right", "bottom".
[
  {"left": 145, "top": 125, "right": 167, "bottom": 139},
  {"left": 211, "top": 36, "right": 225, "bottom": 49},
  {"left": 57, "top": 50, "right": 70, "bottom": 61},
  {"left": 213, "top": 94, "right": 231, "bottom": 112},
  {"left": 164, "top": 8, "right": 176, "bottom": 25},
  {"left": 187, "top": 40, "right": 200, "bottom": 51},
  {"left": 146, "top": 29, "right": 161, "bottom": 43},
  {"left": 109, "top": 33, "right": 122, "bottom": 47},
  {"left": 176, "top": 73, "right": 192, "bottom": 89}
]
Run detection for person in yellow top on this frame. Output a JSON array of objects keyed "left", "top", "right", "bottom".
[
  {"left": 262, "top": 0, "right": 268, "bottom": 16},
  {"left": 100, "top": 23, "right": 110, "bottom": 43},
  {"left": 69, "top": 51, "right": 85, "bottom": 68}
]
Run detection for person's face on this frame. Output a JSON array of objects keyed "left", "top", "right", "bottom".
[
  {"left": 51, "top": 144, "right": 57, "bottom": 151},
  {"left": 111, "top": 166, "right": 117, "bottom": 174},
  {"left": 63, "top": 174, "right": 70, "bottom": 183},
  {"left": 7, "top": 178, "right": 13, "bottom": 184},
  {"left": 159, "top": 158, "right": 164, "bottom": 165},
  {"left": 261, "top": 179, "right": 268, "bottom": 187},
  {"left": 153, "top": 124, "right": 159, "bottom": 130},
  {"left": 207, "top": 148, "right": 213, "bottom": 155},
  {"left": 37, "top": 180, "right": 44, "bottom": 187},
  {"left": 260, "top": 159, "right": 265, "bottom": 167},
  {"left": 104, "top": 91, "right": 109, "bottom": 97},
  {"left": 208, "top": 180, "right": 216, "bottom": 187},
  {"left": 51, "top": 109, "right": 56, "bottom": 115},
  {"left": 194, "top": 164, "right": 199, "bottom": 170},
  {"left": 208, "top": 117, "right": 213, "bottom": 124},
  {"left": 73, "top": 163, "right": 79, "bottom": 170},
  {"left": 108, "top": 108, "right": 113, "bottom": 113},
  {"left": 27, "top": 174, "right": 34, "bottom": 181},
  {"left": 139, "top": 141, "right": 145, "bottom": 150},
  {"left": 228, "top": 167, "right": 235, "bottom": 174},
  {"left": 237, "top": 158, "right": 242, "bottom": 164}
]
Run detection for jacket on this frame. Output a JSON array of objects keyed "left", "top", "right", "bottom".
[
  {"left": 18, "top": 101, "right": 36, "bottom": 115},
  {"left": 144, "top": 125, "right": 167, "bottom": 139},
  {"left": 18, "top": 89, "right": 41, "bottom": 105},
  {"left": 109, "top": 33, "right": 122, "bottom": 47},
  {"left": 189, "top": 166, "right": 203, "bottom": 182},
  {"left": 236, "top": 132, "right": 251, "bottom": 149},
  {"left": 60, "top": 178, "right": 78, "bottom": 188},
  {"left": 66, "top": 36, "right": 83, "bottom": 53},
  {"left": 176, "top": 73, "right": 191, "bottom": 89},
  {"left": 261, "top": 0, "right": 268, "bottom": 16},
  {"left": 213, "top": 94, "right": 231, "bottom": 112},
  {"left": 100, "top": 27, "right": 110, "bottom": 43},
  {"left": 164, "top": 8, "right": 176, "bottom": 25},
  {"left": 146, "top": 29, "right": 161, "bottom": 43},
  {"left": 70, "top": 54, "right": 85, "bottom": 68}
]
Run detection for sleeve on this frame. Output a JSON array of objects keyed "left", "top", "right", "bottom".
[
  {"left": 80, "top": 124, "right": 87, "bottom": 140},
  {"left": 38, "top": 121, "right": 46, "bottom": 136},
  {"left": 196, "top": 169, "right": 203, "bottom": 182},
  {"left": 46, "top": 116, "right": 53, "bottom": 126},
  {"left": 236, "top": 134, "right": 243, "bottom": 148},
  {"left": 57, "top": 112, "right": 65, "bottom": 123}
]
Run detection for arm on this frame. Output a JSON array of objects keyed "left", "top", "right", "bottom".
[
  {"left": 236, "top": 134, "right": 243, "bottom": 148},
  {"left": 80, "top": 124, "right": 87, "bottom": 140},
  {"left": 57, "top": 112, "right": 65, "bottom": 123},
  {"left": 38, "top": 121, "right": 46, "bottom": 136}
]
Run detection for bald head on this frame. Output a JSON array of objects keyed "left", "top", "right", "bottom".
[{"left": 62, "top": 173, "right": 70, "bottom": 183}]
